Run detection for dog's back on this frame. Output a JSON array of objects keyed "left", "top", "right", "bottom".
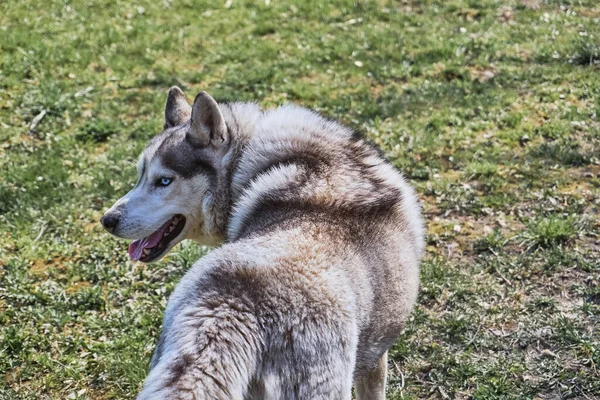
[{"left": 135, "top": 101, "right": 424, "bottom": 400}]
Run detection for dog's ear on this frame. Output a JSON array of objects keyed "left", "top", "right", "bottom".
[
  {"left": 187, "top": 91, "right": 228, "bottom": 148},
  {"left": 164, "top": 86, "right": 192, "bottom": 129}
]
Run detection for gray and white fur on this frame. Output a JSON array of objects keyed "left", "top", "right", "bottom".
[{"left": 101, "top": 87, "right": 424, "bottom": 400}]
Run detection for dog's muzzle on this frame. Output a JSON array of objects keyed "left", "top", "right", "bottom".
[{"left": 101, "top": 213, "right": 120, "bottom": 233}]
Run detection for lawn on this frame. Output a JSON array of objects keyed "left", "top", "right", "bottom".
[{"left": 1, "top": 0, "right": 599, "bottom": 398}]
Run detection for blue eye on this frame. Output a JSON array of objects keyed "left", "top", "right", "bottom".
[{"left": 157, "top": 177, "right": 172, "bottom": 187}]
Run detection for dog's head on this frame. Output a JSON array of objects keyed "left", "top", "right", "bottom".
[{"left": 101, "top": 87, "right": 257, "bottom": 263}]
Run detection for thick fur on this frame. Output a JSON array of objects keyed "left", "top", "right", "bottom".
[{"left": 103, "top": 88, "right": 424, "bottom": 400}]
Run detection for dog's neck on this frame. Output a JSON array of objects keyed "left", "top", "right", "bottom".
[
  {"left": 201, "top": 142, "right": 245, "bottom": 244},
  {"left": 199, "top": 103, "right": 263, "bottom": 244}
]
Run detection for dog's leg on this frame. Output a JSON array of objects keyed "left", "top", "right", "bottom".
[
  {"left": 259, "top": 320, "right": 357, "bottom": 400},
  {"left": 136, "top": 302, "right": 262, "bottom": 400},
  {"left": 261, "top": 350, "right": 356, "bottom": 400},
  {"left": 354, "top": 351, "right": 388, "bottom": 400}
]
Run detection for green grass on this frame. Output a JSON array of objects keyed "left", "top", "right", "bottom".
[
  {"left": 1, "top": 0, "right": 600, "bottom": 399},
  {"left": 520, "top": 215, "right": 580, "bottom": 250}
]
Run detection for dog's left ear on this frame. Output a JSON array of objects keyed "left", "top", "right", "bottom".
[
  {"left": 164, "top": 86, "right": 192, "bottom": 129},
  {"left": 187, "top": 91, "right": 228, "bottom": 148}
]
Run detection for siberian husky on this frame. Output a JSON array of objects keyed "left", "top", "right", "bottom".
[{"left": 101, "top": 87, "right": 424, "bottom": 399}]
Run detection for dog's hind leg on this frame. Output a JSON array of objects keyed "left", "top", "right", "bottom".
[
  {"left": 136, "top": 302, "right": 262, "bottom": 400},
  {"left": 257, "top": 316, "right": 358, "bottom": 400},
  {"left": 261, "top": 342, "right": 356, "bottom": 400},
  {"left": 354, "top": 351, "right": 388, "bottom": 400}
]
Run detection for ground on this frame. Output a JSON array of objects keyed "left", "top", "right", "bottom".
[{"left": 1, "top": 0, "right": 599, "bottom": 399}]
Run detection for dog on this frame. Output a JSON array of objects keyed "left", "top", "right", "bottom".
[{"left": 101, "top": 87, "right": 424, "bottom": 399}]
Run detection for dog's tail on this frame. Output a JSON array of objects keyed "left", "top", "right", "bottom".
[{"left": 137, "top": 302, "right": 262, "bottom": 400}]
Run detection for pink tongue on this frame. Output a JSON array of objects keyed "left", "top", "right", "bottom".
[
  {"left": 128, "top": 239, "right": 148, "bottom": 262},
  {"left": 127, "top": 218, "right": 174, "bottom": 261}
]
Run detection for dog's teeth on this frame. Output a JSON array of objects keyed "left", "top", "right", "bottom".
[{"left": 143, "top": 248, "right": 151, "bottom": 255}]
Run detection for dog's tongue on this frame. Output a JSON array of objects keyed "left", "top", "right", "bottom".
[{"left": 128, "top": 218, "right": 173, "bottom": 261}]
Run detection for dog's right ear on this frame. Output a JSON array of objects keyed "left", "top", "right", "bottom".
[
  {"left": 187, "top": 91, "right": 228, "bottom": 148},
  {"left": 164, "top": 86, "right": 192, "bottom": 129}
]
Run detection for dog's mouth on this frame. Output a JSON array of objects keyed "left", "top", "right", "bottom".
[{"left": 128, "top": 215, "right": 186, "bottom": 263}]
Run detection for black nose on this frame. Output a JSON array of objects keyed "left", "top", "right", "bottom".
[{"left": 101, "top": 214, "right": 119, "bottom": 233}]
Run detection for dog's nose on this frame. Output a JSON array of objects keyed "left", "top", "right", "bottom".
[{"left": 100, "top": 214, "right": 119, "bottom": 233}]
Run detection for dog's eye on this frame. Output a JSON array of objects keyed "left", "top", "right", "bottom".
[{"left": 156, "top": 177, "right": 172, "bottom": 187}]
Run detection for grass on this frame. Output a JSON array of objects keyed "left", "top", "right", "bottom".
[
  {"left": 520, "top": 215, "right": 580, "bottom": 250},
  {"left": 1, "top": 0, "right": 599, "bottom": 399}
]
